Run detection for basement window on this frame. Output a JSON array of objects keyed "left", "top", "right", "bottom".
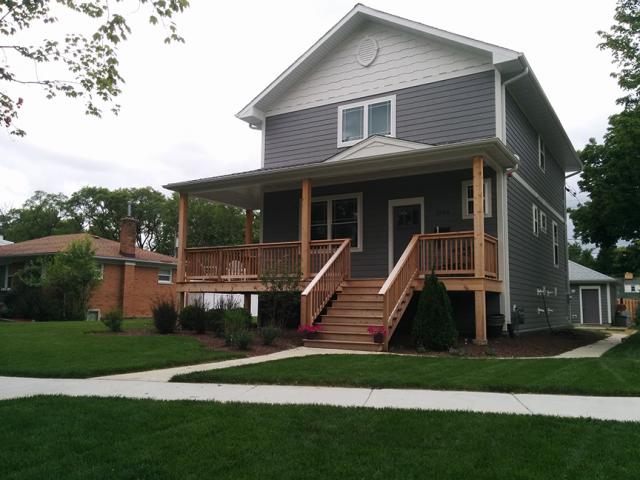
[
  {"left": 461, "top": 179, "right": 492, "bottom": 219},
  {"left": 337, "top": 95, "right": 396, "bottom": 147},
  {"left": 158, "top": 268, "right": 173, "bottom": 284}
]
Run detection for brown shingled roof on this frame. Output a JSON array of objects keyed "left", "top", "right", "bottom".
[{"left": 0, "top": 233, "right": 176, "bottom": 265}]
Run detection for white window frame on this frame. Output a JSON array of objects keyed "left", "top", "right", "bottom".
[
  {"left": 540, "top": 211, "right": 548, "bottom": 234},
  {"left": 86, "top": 309, "right": 101, "bottom": 321},
  {"left": 461, "top": 178, "right": 492, "bottom": 219},
  {"left": 532, "top": 204, "right": 540, "bottom": 237},
  {"left": 302, "top": 192, "right": 363, "bottom": 253},
  {"left": 158, "top": 268, "right": 173, "bottom": 284},
  {"left": 97, "top": 264, "right": 105, "bottom": 280},
  {"left": 538, "top": 135, "right": 546, "bottom": 172},
  {"left": 337, "top": 95, "right": 396, "bottom": 148},
  {"left": 552, "top": 221, "right": 559, "bottom": 267}
]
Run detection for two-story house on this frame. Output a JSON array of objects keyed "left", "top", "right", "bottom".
[{"left": 165, "top": 5, "right": 580, "bottom": 351}]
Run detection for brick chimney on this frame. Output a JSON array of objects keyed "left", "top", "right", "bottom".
[{"left": 119, "top": 217, "right": 137, "bottom": 257}]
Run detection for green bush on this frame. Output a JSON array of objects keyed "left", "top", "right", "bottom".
[
  {"left": 260, "top": 326, "right": 280, "bottom": 346},
  {"left": 224, "top": 308, "right": 252, "bottom": 348},
  {"left": 152, "top": 300, "right": 177, "bottom": 334},
  {"left": 101, "top": 309, "right": 123, "bottom": 333},
  {"left": 179, "top": 303, "right": 207, "bottom": 334},
  {"left": 412, "top": 272, "right": 457, "bottom": 351},
  {"left": 231, "top": 330, "right": 254, "bottom": 350},
  {"left": 206, "top": 309, "right": 225, "bottom": 337}
]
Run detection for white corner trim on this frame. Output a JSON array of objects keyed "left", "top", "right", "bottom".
[
  {"left": 578, "top": 285, "right": 603, "bottom": 325},
  {"left": 337, "top": 95, "right": 396, "bottom": 148},
  {"left": 387, "top": 197, "right": 425, "bottom": 275},
  {"left": 606, "top": 283, "right": 612, "bottom": 324},
  {"left": 495, "top": 69, "right": 506, "bottom": 142},
  {"left": 511, "top": 172, "right": 565, "bottom": 223}
]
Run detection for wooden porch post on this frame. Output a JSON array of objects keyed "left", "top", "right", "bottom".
[
  {"left": 244, "top": 209, "right": 253, "bottom": 312},
  {"left": 177, "top": 192, "right": 189, "bottom": 309},
  {"left": 301, "top": 179, "right": 312, "bottom": 280},
  {"left": 472, "top": 156, "right": 487, "bottom": 344}
]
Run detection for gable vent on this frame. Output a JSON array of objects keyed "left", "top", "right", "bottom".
[{"left": 357, "top": 37, "right": 378, "bottom": 67}]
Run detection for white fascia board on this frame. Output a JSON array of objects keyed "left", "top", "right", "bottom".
[{"left": 237, "top": 4, "right": 520, "bottom": 124}]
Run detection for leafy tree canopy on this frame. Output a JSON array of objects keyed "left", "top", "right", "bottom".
[
  {"left": 568, "top": 242, "right": 597, "bottom": 270},
  {"left": 1, "top": 0, "right": 189, "bottom": 136}
]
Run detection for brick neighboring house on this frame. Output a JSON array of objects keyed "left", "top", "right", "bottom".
[{"left": 0, "top": 218, "right": 177, "bottom": 319}]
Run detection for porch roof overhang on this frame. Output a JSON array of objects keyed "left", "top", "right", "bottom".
[{"left": 163, "top": 137, "right": 518, "bottom": 210}]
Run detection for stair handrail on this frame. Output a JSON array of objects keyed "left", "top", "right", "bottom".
[
  {"left": 379, "top": 235, "right": 420, "bottom": 326},
  {"left": 300, "top": 238, "right": 351, "bottom": 327}
]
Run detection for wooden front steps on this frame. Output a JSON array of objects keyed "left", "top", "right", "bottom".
[{"left": 303, "top": 278, "right": 386, "bottom": 352}]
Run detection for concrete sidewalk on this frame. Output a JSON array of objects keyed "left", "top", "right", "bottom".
[
  {"left": 2, "top": 376, "right": 639, "bottom": 423},
  {"left": 555, "top": 332, "right": 627, "bottom": 358},
  {"left": 94, "top": 347, "right": 378, "bottom": 382}
]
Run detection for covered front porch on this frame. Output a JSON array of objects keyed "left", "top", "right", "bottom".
[{"left": 166, "top": 137, "right": 517, "bottom": 350}]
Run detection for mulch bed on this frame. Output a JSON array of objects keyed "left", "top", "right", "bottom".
[
  {"left": 389, "top": 329, "right": 607, "bottom": 358},
  {"left": 89, "top": 326, "right": 303, "bottom": 358}
]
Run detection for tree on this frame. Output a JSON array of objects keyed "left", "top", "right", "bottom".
[
  {"left": 0, "top": 191, "right": 82, "bottom": 242},
  {"left": 44, "top": 237, "right": 101, "bottom": 320},
  {"left": 570, "top": 1, "right": 640, "bottom": 249},
  {"left": 412, "top": 272, "right": 457, "bottom": 351},
  {"left": 568, "top": 242, "right": 597, "bottom": 269},
  {"left": 1, "top": 0, "right": 189, "bottom": 136}
]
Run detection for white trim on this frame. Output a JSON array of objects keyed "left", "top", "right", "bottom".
[
  {"left": 532, "top": 204, "right": 539, "bottom": 237},
  {"left": 86, "top": 308, "right": 101, "bottom": 321},
  {"left": 337, "top": 95, "right": 396, "bottom": 148},
  {"left": 97, "top": 263, "right": 105, "bottom": 280},
  {"left": 552, "top": 220, "right": 559, "bottom": 267},
  {"left": 303, "top": 192, "right": 364, "bottom": 253},
  {"left": 606, "top": 283, "right": 612, "bottom": 324},
  {"left": 326, "top": 135, "right": 431, "bottom": 163},
  {"left": 461, "top": 178, "right": 492, "bottom": 219},
  {"left": 388, "top": 197, "right": 425, "bottom": 274},
  {"left": 538, "top": 135, "right": 546, "bottom": 173},
  {"left": 540, "top": 211, "right": 548, "bottom": 234},
  {"left": 158, "top": 268, "right": 173, "bottom": 284},
  {"left": 579, "top": 285, "right": 602, "bottom": 325},
  {"left": 260, "top": 125, "right": 266, "bottom": 168},
  {"left": 512, "top": 172, "right": 565, "bottom": 223},
  {"left": 495, "top": 70, "right": 505, "bottom": 141}
]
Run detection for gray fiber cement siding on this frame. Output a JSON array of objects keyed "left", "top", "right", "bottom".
[
  {"left": 262, "top": 168, "right": 497, "bottom": 278},
  {"left": 264, "top": 71, "right": 496, "bottom": 169}
]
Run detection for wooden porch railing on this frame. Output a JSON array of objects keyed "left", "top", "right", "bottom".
[
  {"left": 417, "top": 231, "right": 497, "bottom": 278},
  {"left": 183, "top": 239, "right": 344, "bottom": 282},
  {"left": 300, "top": 239, "right": 351, "bottom": 327},
  {"left": 380, "top": 235, "right": 420, "bottom": 328}
]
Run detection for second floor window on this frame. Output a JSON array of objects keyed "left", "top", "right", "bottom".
[
  {"left": 337, "top": 95, "right": 396, "bottom": 147},
  {"left": 532, "top": 204, "right": 540, "bottom": 237}
]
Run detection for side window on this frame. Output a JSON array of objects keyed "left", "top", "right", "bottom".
[
  {"left": 158, "top": 268, "right": 173, "bottom": 284},
  {"left": 462, "top": 179, "right": 492, "bottom": 219},
  {"left": 532, "top": 204, "right": 539, "bottom": 237},
  {"left": 540, "top": 211, "right": 548, "bottom": 234},
  {"left": 552, "top": 221, "right": 559, "bottom": 266},
  {"left": 538, "top": 135, "right": 546, "bottom": 172}
]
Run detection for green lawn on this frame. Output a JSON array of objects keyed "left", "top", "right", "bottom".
[
  {"left": 173, "top": 333, "right": 640, "bottom": 397},
  {"left": 0, "top": 319, "right": 241, "bottom": 378},
  {"left": 0, "top": 396, "right": 638, "bottom": 480}
]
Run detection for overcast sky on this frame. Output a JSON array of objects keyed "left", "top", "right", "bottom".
[{"left": 0, "top": 0, "right": 622, "bottom": 241}]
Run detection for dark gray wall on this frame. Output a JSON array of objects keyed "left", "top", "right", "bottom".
[
  {"left": 505, "top": 92, "right": 569, "bottom": 330},
  {"left": 264, "top": 71, "right": 496, "bottom": 169},
  {"left": 263, "top": 168, "right": 497, "bottom": 278}
]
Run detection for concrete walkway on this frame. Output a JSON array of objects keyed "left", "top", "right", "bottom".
[
  {"left": 555, "top": 332, "right": 628, "bottom": 358},
  {"left": 2, "top": 375, "right": 639, "bottom": 422},
  {"left": 94, "top": 347, "right": 378, "bottom": 382}
]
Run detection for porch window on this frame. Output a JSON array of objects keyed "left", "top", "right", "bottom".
[
  {"left": 532, "top": 204, "right": 540, "bottom": 237},
  {"left": 308, "top": 193, "right": 363, "bottom": 251},
  {"left": 158, "top": 268, "right": 173, "bottom": 284},
  {"left": 552, "top": 221, "right": 559, "bottom": 266},
  {"left": 337, "top": 96, "right": 396, "bottom": 147},
  {"left": 461, "top": 178, "right": 492, "bottom": 219}
]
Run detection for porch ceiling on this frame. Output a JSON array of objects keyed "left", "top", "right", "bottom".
[{"left": 163, "top": 137, "right": 518, "bottom": 210}]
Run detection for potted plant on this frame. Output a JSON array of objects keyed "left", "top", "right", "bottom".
[
  {"left": 297, "top": 324, "right": 322, "bottom": 339},
  {"left": 367, "top": 325, "right": 387, "bottom": 344}
]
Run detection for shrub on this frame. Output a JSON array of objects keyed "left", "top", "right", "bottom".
[
  {"left": 179, "top": 302, "right": 207, "bottom": 334},
  {"left": 412, "top": 272, "right": 457, "bottom": 351},
  {"left": 206, "top": 309, "right": 225, "bottom": 337},
  {"left": 224, "top": 308, "right": 252, "bottom": 348},
  {"left": 260, "top": 326, "right": 280, "bottom": 346},
  {"left": 232, "top": 330, "right": 254, "bottom": 350},
  {"left": 152, "top": 299, "right": 177, "bottom": 334},
  {"left": 101, "top": 309, "right": 123, "bottom": 332},
  {"left": 259, "top": 269, "right": 302, "bottom": 328}
]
